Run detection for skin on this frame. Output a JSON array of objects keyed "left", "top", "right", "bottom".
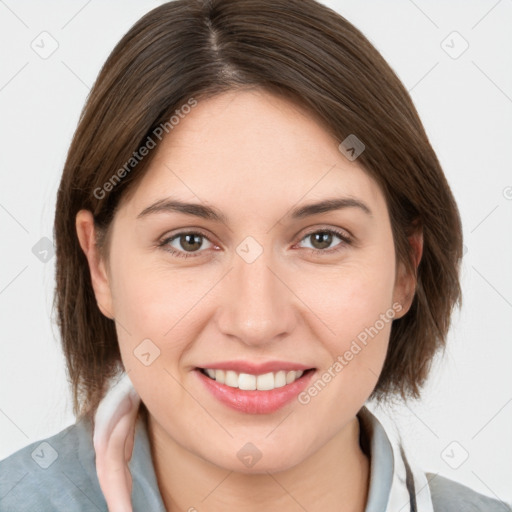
[{"left": 77, "top": 88, "right": 422, "bottom": 512}]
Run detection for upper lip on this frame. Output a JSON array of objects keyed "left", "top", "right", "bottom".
[{"left": 196, "top": 360, "right": 315, "bottom": 375}]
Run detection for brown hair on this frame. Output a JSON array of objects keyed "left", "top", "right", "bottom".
[{"left": 54, "top": 0, "right": 463, "bottom": 418}]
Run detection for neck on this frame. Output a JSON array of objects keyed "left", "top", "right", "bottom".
[{"left": 147, "top": 412, "right": 370, "bottom": 512}]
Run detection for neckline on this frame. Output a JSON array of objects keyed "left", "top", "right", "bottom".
[{"left": 126, "top": 404, "right": 396, "bottom": 511}]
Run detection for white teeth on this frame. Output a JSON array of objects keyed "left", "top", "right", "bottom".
[
  {"left": 225, "top": 370, "right": 238, "bottom": 387},
  {"left": 239, "top": 373, "right": 256, "bottom": 390},
  {"left": 202, "top": 368, "right": 307, "bottom": 390},
  {"left": 274, "top": 370, "right": 287, "bottom": 388},
  {"left": 215, "top": 369, "right": 225, "bottom": 384},
  {"left": 286, "top": 371, "right": 296, "bottom": 384},
  {"left": 256, "top": 372, "right": 274, "bottom": 390}
]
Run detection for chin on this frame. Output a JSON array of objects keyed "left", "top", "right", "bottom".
[{"left": 199, "top": 440, "right": 312, "bottom": 475}]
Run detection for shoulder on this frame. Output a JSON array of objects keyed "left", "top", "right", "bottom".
[
  {"left": 427, "top": 472, "right": 512, "bottom": 512},
  {"left": 0, "top": 418, "right": 106, "bottom": 512}
]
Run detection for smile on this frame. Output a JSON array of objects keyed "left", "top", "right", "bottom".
[
  {"left": 195, "top": 365, "right": 316, "bottom": 414},
  {"left": 199, "top": 368, "right": 307, "bottom": 390}
]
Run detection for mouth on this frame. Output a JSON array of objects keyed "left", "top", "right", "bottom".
[
  {"left": 194, "top": 365, "right": 316, "bottom": 414},
  {"left": 197, "top": 367, "right": 315, "bottom": 391}
]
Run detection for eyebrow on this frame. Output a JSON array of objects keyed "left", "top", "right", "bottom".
[{"left": 136, "top": 196, "right": 372, "bottom": 222}]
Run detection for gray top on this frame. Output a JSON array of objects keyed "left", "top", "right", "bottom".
[{"left": 0, "top": 406, "right": 509, "bottom": 511}]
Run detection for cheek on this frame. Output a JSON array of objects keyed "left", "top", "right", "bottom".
[
  {"left": 293, "top": 241, "right": 397, "bottom": 407},
  {"left": 110, "top": 242, "right": 212, "bottom": 339},
  {"left": 297, "top": 245, "right": 396, "bottom": 348},
  {"left": 108, "top": 248, "right": 221, "bottom": 402}
]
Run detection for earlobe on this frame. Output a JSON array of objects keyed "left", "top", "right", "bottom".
[{"left": 75, "top": 209, "right": 114, "bottom": 320}]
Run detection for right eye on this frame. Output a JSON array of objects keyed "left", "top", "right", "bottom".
[{"left": 158, "top": 231, "right": 215, "bottom": 258}]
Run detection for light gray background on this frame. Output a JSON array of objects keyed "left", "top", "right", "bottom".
[{"left": 1, "top": 0, "right": 511, "bottom": 505}]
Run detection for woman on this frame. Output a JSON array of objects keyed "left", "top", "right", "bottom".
[{"left": 0, "top": 0, "right": 508, "bottom": 510}]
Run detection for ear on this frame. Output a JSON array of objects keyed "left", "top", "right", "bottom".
[
  {"left": 392, "top": 228, "right": 423, "bottom": 319},
  {"left": 76, "top": 209, "right": 114, "bottom": 320}
]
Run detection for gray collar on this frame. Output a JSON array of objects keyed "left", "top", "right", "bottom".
[{"left": 358, "top": 405, "right": 396, "bottom": 511}]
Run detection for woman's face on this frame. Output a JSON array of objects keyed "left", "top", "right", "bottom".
[{"left": 83, "top": 88, "right": 414, "bottom": 473}]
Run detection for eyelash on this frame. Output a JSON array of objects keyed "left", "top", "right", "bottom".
[{"left": 157, "top": 228, "right": 353, "bottom": 259}]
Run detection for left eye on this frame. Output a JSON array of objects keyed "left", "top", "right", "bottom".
[{"left": 297, "top": 229, "right": 350, "bottom": 252}]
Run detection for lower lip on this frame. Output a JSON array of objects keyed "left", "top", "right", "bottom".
[{"left": 195, "top": 369, "right": 315, "bottom": 414}]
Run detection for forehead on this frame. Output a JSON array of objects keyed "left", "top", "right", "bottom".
[{"left": 120, "top": 88, "right": 386, "bottom": 221}]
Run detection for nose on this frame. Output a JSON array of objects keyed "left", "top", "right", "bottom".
[{"left": 215, "top": 245, "right": 298, "bottom": 347}]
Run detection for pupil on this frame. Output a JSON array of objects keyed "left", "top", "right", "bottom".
[
  {"left": 312, "top": 232, "right": 332, "bottom": 249},
  {"left": 181, "top": 234, "right": 202, "bottom": 251}
]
